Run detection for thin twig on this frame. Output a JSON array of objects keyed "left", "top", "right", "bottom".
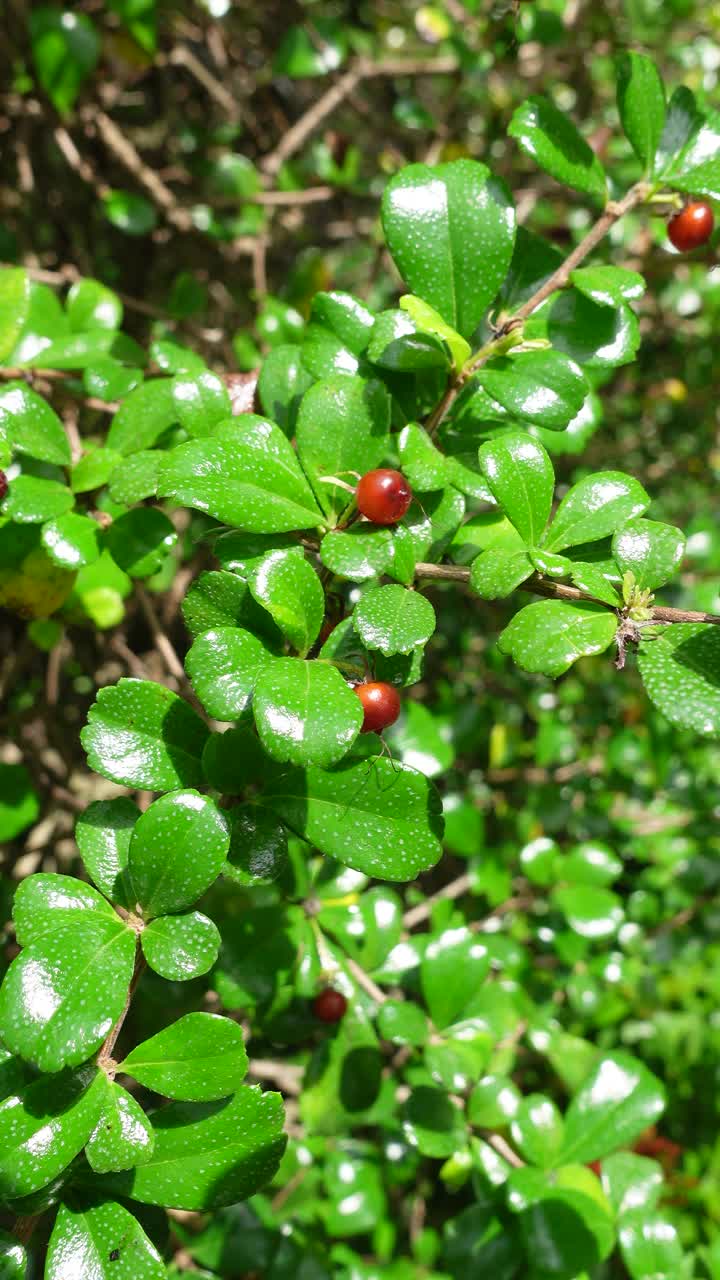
[
  {"left": 344, "top": 954, "right": 388, "bottom": 1004},
  {"left": 97, "top": 945, "right": 146, "bottom": 1068},
  {"left": 485, "top": 1132, "right": 525, "bottom": 1168},
  {"left": 167, "top": 45, "right": 240, "bottom": 119},
  {"left": 135, "top": 585, "right": 187, "bottom": 681},
  {"left": 83, "top": 109, "right": 194, "bottom": 232},
  {"left": 403, "top": 871, "right": 472, "bottom": 928}
]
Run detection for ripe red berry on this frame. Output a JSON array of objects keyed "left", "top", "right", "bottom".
[
  {"left": 0, "top": 471, "right": 7, "bottom": 503},
  {"left": 356, "top": 469, "right": 412, "bottom": 525},
  {"left": 668, "top": 201, "right": 714, "bottom": 252},
  {"left": 313, "top": 988, "right": 348, "bottom": 1023},
  {"left": 354, "top": 681, "right": 401, "bottom": 734}
]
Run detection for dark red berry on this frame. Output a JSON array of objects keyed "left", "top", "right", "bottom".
[
  {"left": 356, "top": 469, "right": 412, "bottom": 525},
  {"left": 668, "top": 201, "right": 714, "bottom": 252},
  {"left": 354, "top": 681, "right": 401, "bottom": 734},
  {"left": 313, "top": 988, "right": 348, "bottom": 1023},
  {"left": 0, "top": 471, "right": 7, "bottom": 503}
]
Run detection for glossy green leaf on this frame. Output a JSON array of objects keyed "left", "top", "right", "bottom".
[
  {"left": 223, "top": 805, "right": 288, "bottom": 886},
  {"left": 257, "top": 343, "right": 313, "bottom": 436},
  {"left": 102, "top": 189, "right": 158, "bottom": 236},
  {"left": 0, "top": 1066, "right": 102, "bottom": 1200},
  {"left": 612, "top": 518, "right": 685, "bottom": 590},
  {"left": 367, "top": 309, "right": 450, "bottom": 372},
  {"left": 0, "top": 918, "right": 135, "bottom": 1071},
  {"left": 0, "top": 270, "right": 32, "bottom": 363},
  {"left": 548, "top": 292, "right": 640, "bottom": 369},
  {"left": 510, "top": 1095, "right": 564, "bottom": 1168},
  {"left": 30, "top": 9, "right": 100, "bottom": 114},
  {"left": 141, "top": 910, "right": 220, "bottom": 980},
  {"left": 638, "top": 623, "right": 720, "bottom": 736},
  {"left": 499, "top": 227, "right": 565, "bottom": 311},
  {"left": 0, "top": 1229, "right": 26, "bottom": 1278},
  {"left": 296, "top": 375, "right": 390, "bottom": 525},
  {"left": 388, "top": 701, "right": 454, "bottom": 777},
  {"left": 509, "top": 1168, "right": 614, "bottom": 1277},
  {"left": 82, "top": 359, "right": 141, "bottom": 403},
  {"left": 569, "top": 560, "right": 621, "bottom": 606},
  {"left": 421, "top": 927, "right": 490, "bottom": 1028},
  {"left": 0, "top": 763, "right": 40, "bottom": 841},
  {"left": 12, "top": 872, "right": 116, "bottom": 946},
  {"left": 558, "top": 1052, "right": 666, "bottom": 1164},
  {"left": 107, "top": 450, "right": 161, "bottom": 504},
  {"left": 185, "top": 627, "right": 274, "bottom": 720},
  {"left": 382, "top": 159, "right": 516, "bottom": 338},
  {"left": 2, "top": 475, "right": 73, "bottom": 524},
  {"left": 468, "top": 1075, "right": 522, "bottom": 1128},
  {"left": 478, "top": 431, "right": 554, "bottom": 544},
  {"left": 103, "top": 508, "right": 177, "bottom": 579},
  {"left": 82, "top": 679, "right": 209, "bottom": 790},
  {"left": 85, "top": 1078, "right": 155, "bottom": 1173},
  {"left": 41, "top": 513, "right": 101, "bottom": 569},
  {"left": 655, "top": 86, "right": 702, "bottom": 176},
  {"left": 46, "top": 1199, "right": 165, "bottom": 1279},
  {"left": 560, "top": 841, "right": 623, "bottom": 887},
  {"left": 128, "top": 789, "right": 229, "bottom": 917},
  {"left": 273, "top": 18, "right": 347, "bottom": 77},
  {"left": 249, "top": 549, "right": 324, "bottom": 655},
  {"left": 107, "top": 1085, "right": 286, "bottom": 1210},
  {"left": 569, "top": 265, "right": 645, "bottom": 308},
  {"left": 665, "top": 105, "right": 720, "bottom": 199},
  {"left": 377, "top": 999, "right": 429, "bottom": 1047},
  {"left": 398, "top": 423, "right": 449, "bottom": 491},
  {"left": 600, "top": 1152, "right": 663, "bottom": 1216},
  {"left": 553, "top": 885, "right": 624, "bottom": 939},
  {"left": 66, "top": 279, "right": 123, "bottom": 332},
  {"left": 353, "top": 585, "right": 435, "bottom": 656},
  {"left": 253, "top": 659, "right": 362, "bottom": 768},
  {"left": 0, "top": 382, "right": 70, "bottom": 465},
  {"left": 401, "top": 1086, "right": 466, "bottom": 1158},
  {"left": 498, "top": 600, "right": 617, "bottom": 677},
  {"left": 508, "top": 95, "right": 607, "bottom": 199},
  {"left": 171, "top": 371, "right": 231, "bottom": 437},
  {"left": 107, "top": 381, "right": 176, "bottom": 455},
  {"left": 260, "top": 756, "right": 443, "bottom": 881},
  {"left": 120, "top": 1013, "right": 248, "bottom": 1102},
  {"left": 616, "top": 52, "right": 665, "bottom": 172},
  {"left": 320, "top": 526, "right": 395, "bottom": 582},
  {"left": 399, "top": 295, "right": 471, "bottom": 370},
  {"left": 478, "top": 350, "right": 587, "bottom": 431},
  {"left": 544, "top": 472, "right": 650, "bottom": 550},
  {"left": 181, "top": 569, "right": 281, "bottom": 645},
  {"left": 75, "top": 797, "right": 138, "bottom": 908},
  {"left": 426, "top": 1024, "right": 492, "bottom": 1092},
  {"left": 159, "top": 416, "right": 322, "bottom": 532},
  {"left": 201, "top": 724, "right": 267, "bottom": 795},
  {"left": 469, "top": 536, "right": 535, "bottom": 599},
  {"left": 619, "top": 1211, "right": 684, "bottom": 1280}
]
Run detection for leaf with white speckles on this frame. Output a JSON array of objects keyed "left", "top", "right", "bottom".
[
  {"left": 259, "top": 756, "right": 443, "bottom": 881},
  {"left": 0, "top": 1229, "right": 26, "bottom": 1278},
  {"left": 85, "top": 1078, "right": 154, "bottom": 1173},
  {"left": 128, "top": 790, "right": 229, "bottom": 918},
  {"left": 398, "top": 423, "right": 448, "bottom": 492},
  {"left": 81, "top": 679, "right": 209, "bottom": 791},
  {"left": 381, "top": 159, "right": 516, "bottom": 338},
  {"left": 639, "top": 623, "right": 720, "bottom": 736},
  {"left": 12, "top": 873, "right": 117, "bottom": 946},
  {"left": 612, "top": 518, "right": 685, "bottom": 590},
  {"left": 75, "top": 797, "right": 138, "bottom": 908},
  {"left": 498, "top": 600, "right": 617, "bottom": 677},
  {"left": 158, "top": 415, "right": 323, "bottom": 532},
  {"left": 477, "top": 349, "right": 588, "bottom": 431},
  {"left": 0, "top": 1066, "right": 103, "bottom": 1201},
  {"left": 421, "top": 927, "right": 491, "bottom": 1029},
  {"left": 353, "top": 585, "right": 436, "bottom": 656},
  {"left": 253, "top": 659, "right": 362, "bottom": 768},
  {"left": 46, "top": 1199, "right": 166, "bottom": 1280},
  {"left": 0, "top": 917, "right": 136, "bottom": 1072},
  {"left": 558, "top": 1052, "right": 665, "bottom": 1165},
  {"left": 171, "top": 369, "right": 231, "bottom": 437},
  {"left": 249, "top": 549, "right": 325, "bottom": 655},
  {"left": 141, "top": 910, "right": 220, "bottom": 980},
  {"left": 478, "top": 431, "right": 554, "bottom": 545},
  {"left": 543, "top": 472, "right": 650, "bottom": 551},
  {"left": 548, "top": 291, "right": 640, "bottom": 370},
  {"left": 181, "top": 568, "right": 282, "bottom": 645},
  {"left": 107, "top": 379, "right": 177, "bottom": 455},
  {"left": 469, "top": 536, "right": 534, "bottom": 599},
  {"left": 185, "top": 627, "right": 275, "bottom": 720},
  {"left": 103, "top": 508, "right": 177, "bottom": 579},
  {"left": 120, "top": 1012, "right": 248, "bottom": 1101},
  {"left": 296, "top": 374, "right": 390, "bottom": 525},
  {"left": 103, "top": 1085, "right": 286, "bottom": 1210},
  {"left": 508, "top": 96, "right": 607, "bottom": 199},
  {"left": 320, "top": 525, "right": 395, "bottom": 583},
  {"left": 223, "top": 805, "right": 288, "bottom": 886}
]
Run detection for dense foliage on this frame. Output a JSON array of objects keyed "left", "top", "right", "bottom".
[{"left": 3, "top": 2, "right": 720, "bottom": 1277}]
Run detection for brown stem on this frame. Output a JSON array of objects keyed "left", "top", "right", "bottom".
[{"left": 97, "top": 945, "right": 146, "bottom": 1069}]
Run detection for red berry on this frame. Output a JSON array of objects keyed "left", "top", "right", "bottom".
[
  {"left": 354, "top": 681, "right": 401, "bottom": 734},
  {"left": 0, "top": 471, "right": 7, "bottom": 503},
  {"left": 313, "top": 988, "right": 348, "bottom": 1023},
  {"left": 356, "top": 469, "right": 412, "bottom": 525},
  {"left": 668, "top": 201, "right": 714, "bottom": 252}
]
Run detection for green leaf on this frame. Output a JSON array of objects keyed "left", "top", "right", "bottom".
[
  {"left": 182, "top": 569, "right": 282, "bottom": 644},
  {"left": 0, "top": 1230, "right": 26, "bottom": 1278},
  {"left": 260, "top": 756, "right": 443, "bottom": 881},
  {"left": 552, "top": 884, "right": 624, "bottom": 939},
  {"left": 159, "top": 416, "right": 323, "bottom": 532},
  {"left": 498, "top": 600, "right": 617, "bottom": 677},
  {"left": 72, "top": 447, "right": 123, "bottom": 493},
  {"left": 508, "top": 96, "right": 607, "bottom": 199},
  {"left": 201, "top": 724, "right": 268, "bottom": 796},
  {"left": 128, "top": 790, "right": 229, "bottom": 917},
  {"left": 66, "top": 279, "right": 123, "bottom": 332},
  {"left": 85, "top": 1079, "right": 155, "bottom": 1173},
  {"left": 273, "top": 18, "right": 347, "bottom": 77},
  {"left": 107, "top": 381, "right": 176, "bottom": 455},
  {"left": 41, "top": 513, "right": 101, "bottom": 569},
  {"left": 479, "top": 350, "right": 587, "bottom": 432},
  {"left": 108, "top": 450, "right": 161, "bottom": 504},
  {"left": 499, "top": 227, "right": 565, "bottom": 311},
  {"left": 665, "top": 105, "right": 720, "bottom": 200},
  {"left": 570, "top": 265, "right": 645, "bottom": 308},
  {"left": 421, "top": 928, "right": 490, "bottom": 1028},
  {"left": 509, "top": 1168, "right": 614, "bottom": 1277},
  {"left": 30, "top": 9, "right": 100, "bottom": 114},
  {"left": 0, "top": 1067, "right": 103, "bottom": 1200},
  {"left": 46, "top": 1199, "right": 165, "bottom": 1279},
  {"left": 469, "top": 536, "right": 535, "bottom": 599},
  {"left": 103, "top": 189, "right": 158, "bottom": 235},
  {"left": 478, "top": 431, "right": 554, "bottom": 544},
  {"left": 548, "top": 292, "right": 640, "bottom": 369},
  {"left": 377, "top": 999, "right": 429, "bottom": 1047},
  {"left": 320, "top": 526, "right": 395, "bottom": 583},
  {"left": 619, "top": 1211, "right": 684, "bottom": 1280},
  {"left": 544, "top": 472, "right": 650, "bottom": 550},
  {"left": 399, "top": 295, "right": 472, "bottom": 370},
  {"left": 0, "top": 382, "right": 70, "bottom": 465},
  {"left": 83, "top": 358, "right": 141, "bottom": 403},
  {"left": 382, "top": 160, "right": 516, "bottom": 338},
  {"left": 141, "top": 910, "right": 220, "bottom": 980},
  {"left": 367, "top": 310, "right": 450, "bottom": 372},
  {"left": 0, "top": 918, "right": 135, "bottom": 1072},
  {"left": 601, "top": 1153, "right": 663, "bottom": 1216},
  {"left": 2, "top": 475, "right": 73, "bottom": 524},
  {"left": 171, "top": 370, "right": 231, "bottom": 437},
  {"left": 223, "top": 806, "right": 288, "bottom": 886},
  {"left": 616, "top": 52, "right": 665, "bottom": 172},
  {"left": 401, "top": 1086, "right": 466, "bottom": 1158},
  {"left": 655, "top": 86, "right": 702, "bottom": 176},
  {"left": 468, "top": 1075, "right": 521, "bottom": 1128},
  {"left": 185, "top": 627, "right": 274, "bottom": 720},
  {"left": 12, "top": 872, "right": 117, "bottom": 946},
  {"left": 558, "top": 1052, "right": 665, "bottom": 1165},
  {"left": 257, "top": 343, "right": 313, "bottom": 436},
  {"left": 6, "top": 278, "right": 67, "bottom": 366},
  {"left": 0, "top": 270, "right": 32, "bottom": 363},
  {"left": 249, "top": 549, "right": 324, "bottom": 655},
  {"left": 106, "top": 1086, "right": 286, "bottom": 1210},
  {"left": 510, "top": 1095, "right": 565, "bottom": 1168},
  {"left": 296, "top": 375, "right": 390, "bottom": 525},
  {"left": 120, "top": 1013, "right": 248, "bottom": 1102},
  {"left": 612, "top": 518, "right": 685, "bottom": 590},
  {"left": 82, "top": 679, "right": 209, "bottom": 791},
  {"left": 0, "top": 762, "right": 40, "bottom": 841},
  {"left": 353, "top": 585, "right": 435, "bottom": 656},
  {"left": 104, "top": 508, "right": 177, "bottom": 579},
  {"left": 75, "top": 797, "right": 138, "bottom": 908},
  {"left": 560, "top": 841, "right": 622, "bottom": 887},
  {"left": 324, "top": 1150, "right": 387, "bottom": 1238},
  {"left": 398, "top": 423, "right": 449, "bottom": 491},
  {"left": 253, "top": 659, "right": 362, "bottom": 768},
  {"left": 388, "top": 701, "right": 455, "bottom": 777},
  {"left": 638, "top": 623, "right": 720, "bottom": 736}
]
